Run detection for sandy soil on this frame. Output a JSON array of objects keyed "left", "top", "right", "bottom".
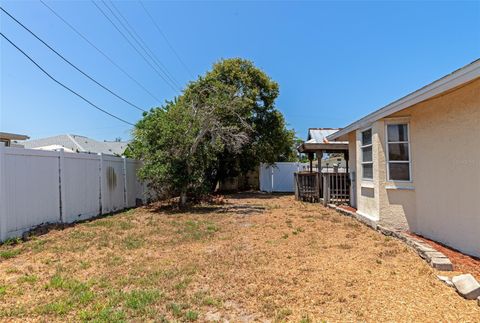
[{"left": 0, "top": 193, "right": 478, "bottom": 322}]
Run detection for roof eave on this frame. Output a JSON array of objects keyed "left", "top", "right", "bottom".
[
  {"left": 327, "top": 59, "right": 480, "bottom": 141},
  {"left": 0, "top": 132, "right": 30, "bottom": 140},
  {"left": 297, "top": 142, "right": 348, "bottom": 153}
]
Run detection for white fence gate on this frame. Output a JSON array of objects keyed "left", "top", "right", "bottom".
[
  {"left": 0, "top": 144, "right": 145, "bottom": 241},
  {"left": 259, "top": 162, "right": 309, "bottom": 192}
]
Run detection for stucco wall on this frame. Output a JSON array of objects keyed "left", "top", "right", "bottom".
[
  {"left": 405, "top": 79, "right": 480, "bottom": 257},
  {"left": 349, "top": 78, "right": 480, "bottom": 257}
]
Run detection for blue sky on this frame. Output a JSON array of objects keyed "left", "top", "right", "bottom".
[{"left": 1, "top": 1, "right": 479, "bottom": 141}]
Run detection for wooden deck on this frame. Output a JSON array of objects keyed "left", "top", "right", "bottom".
[{"left": 294, "top": 171, "right": 351, "bottom": 205}]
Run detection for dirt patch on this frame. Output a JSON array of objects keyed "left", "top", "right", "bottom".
[{"left": 0, "top": 193, "right": 478, "bottom": 321}]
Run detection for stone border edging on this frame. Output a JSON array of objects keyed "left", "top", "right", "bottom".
[{"left": 326, "top": 204, "right": 453, "bottom": 271}]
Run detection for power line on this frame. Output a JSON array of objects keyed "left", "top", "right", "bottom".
[
  {"left": 0, "top": 6, "right": 146, "bottom": 113},
  {"left": 39, "top": 0, "right": 162, "bottom": 104},
  {"left": 106, "top": 0, "right": 182, "bottom": 90},
  {"left": 91, "top": 0, "right": 180, "bottom": 93},
  {"left": 1, "top": 32, "right": 135, "bottom": 126},
  {"left": 138, "top": 0, "right": 194, "bottom": 78}
]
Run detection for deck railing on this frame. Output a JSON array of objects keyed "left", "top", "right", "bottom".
[{"left": 294, "top": 171, "right": 350, "bottom": 205}]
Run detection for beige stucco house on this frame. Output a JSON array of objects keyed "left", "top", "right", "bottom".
[{"left": 327, "top": 59, "right": 480, "bottom": 257}]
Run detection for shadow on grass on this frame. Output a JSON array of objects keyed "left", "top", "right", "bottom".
[
  {"left": 147, "top": 203, "right": 266, "bottom": 216},
  {"left": 3, "top": 191, "right": 280, "bottom": 246},
  {"left": 226, "top": 191, "right": 294, "bottom": 200},
  {"left": 0, "top": 208, "right": 135, "bottom": 246}
]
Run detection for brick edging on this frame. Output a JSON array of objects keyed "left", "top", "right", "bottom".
[{"left": 326, "top": 204, "right": 453, "bottom": 271}]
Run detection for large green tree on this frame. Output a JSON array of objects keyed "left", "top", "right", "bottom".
[
  {"left": 129, "top": 58, "right": 294, "bottom": 204},
  {"left": 201, "top": 59, "right": 295, "bottom": 187}
]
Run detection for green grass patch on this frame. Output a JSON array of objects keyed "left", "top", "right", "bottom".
[
  {"left": 174, "top": 220, "right": 219, "bottom": 241},
  {"left": 123, "top": 289, "right": 162, "bottom": 311},
  {"left": 17, "top": 274, "right": 38, "bottom": 284},
  {"left": 117, "top": 221, "right": 135, "bottom": 230},
  {"left": 29, "top": 239, "right": 48, "bottom": 253},
  {"left": 168, "top": 303, "right": 187, "bottom": 317},
  {"left": 86, "top": 219, "right": 116, "bottom": 228},
  {"left": 46, "top": 273, "right": 95, "bottom": 304},
  {"left": 37, "top": 300, "right": 71, "bottom": 315},
  {"left": 122, "top": 235, "right": 145, "bottom": 250},
  {"left": 78, "top": 306, "right": 126, "bottom": 322},
  {"left": 193, "top": 291, "right": 222, "bottom": 307},
  {"left": 185, "top": 310, "right": 199, "bottom": 321},
  {"left": 3, "top": 237, "right": 22, "bottom": 246},
  {"left": 174, "top": 277, "right": 192, "bottom": 290},
  {"left": 0, "top": 249, "right": 21, "bottom": 259}
]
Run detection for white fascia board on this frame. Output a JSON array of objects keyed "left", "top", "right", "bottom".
[{"left": 327, "top": 59, "right": 480, "bottom": 141}]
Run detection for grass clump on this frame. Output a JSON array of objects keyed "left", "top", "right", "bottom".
[
  {"left": 122, "top": 235, "right": 145, "bottom": 250},
  {"left": 192, "top": 291, "right": 222, "bottom": 307},
  {"left": 123, "top": 289, "right": 162, "bottom": 311},
  {"left": 78, "top": 306, "right": 126, "bottom": 322},
  {"left": 0, "top": 249, "right": 21, "bottom": 260},
  {"left": 168, "top": 303, "right": 184, "bottom": 317},
  {"left": 174, "top": 220, "right": 219, "bottom": 241},
  {"left": 17, "top": 274, "right": 38, "bottom": 284},
  {"left": 276, "top": 307, "right": 293, "bottom": 320},
  {"left": 37, "top": 300, "right": 71, "bottom": 315},
  {"left": 185, "top": 310, "right": 199, "bottom": 321}
]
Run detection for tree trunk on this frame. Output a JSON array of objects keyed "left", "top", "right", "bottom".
[{"left": 179, "top": 190, "right": 188, "bottom": 207}]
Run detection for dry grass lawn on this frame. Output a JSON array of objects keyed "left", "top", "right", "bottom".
[{"left": 0, "top": 193, "right": 479, "bottom": 322}]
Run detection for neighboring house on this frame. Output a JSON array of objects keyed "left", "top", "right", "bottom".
[
  {"left": 0, "top": 132, "right": 29, "bottom": 147},
  {"left": 24, "top": 134, "right": 129, "bottom": 155},
  {"left": 298, "top": 128, "right": 348, "bottom": 171},
  {"left": 327, "top": 59, "right": 480, "bottom": 257}
]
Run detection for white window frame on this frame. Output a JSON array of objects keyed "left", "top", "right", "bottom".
[
  {"left": 385, "top": 120, "right": 412, "bottom": 182},
  {"left": 360, "top": 127, "right": 373, "bottom": 180}
]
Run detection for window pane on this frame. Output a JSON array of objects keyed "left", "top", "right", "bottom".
[
  {"left": 362, "top": 129, "right": 372, "bottom": 146},
  {"left": 363, "top": 164, "right": 373, "bottom": 179},
  {"left": 387, "top": 124, "right": 408, "bottom": 142},
  {"left": 388, "top": 143, "right": 409, "bottom": 161},
  {"left": 362, "top": 146, "right": 372, "bottom": 162},
  {"left": 389, "top": 163, "right": 410, "bottom": 181}
]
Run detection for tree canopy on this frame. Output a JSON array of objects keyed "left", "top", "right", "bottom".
[{"left": 129, "top": 58, "right": 295, "bottom": 204}]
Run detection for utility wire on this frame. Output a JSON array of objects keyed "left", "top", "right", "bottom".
[
  {"left": 91, "top": 0, "right": 180, "bottom": 93},
  {"left": 1, "top": 32, "right": 135, "bottom": 126},
  {"left": 39, "top": 0, "right": 162, "bottom": 104},
  {"left": 138, "top": 0, "right": 194, "bottom": 78},
  {"left": 104, "top": 0, "right": 182, "bottom": 90},
  {"left": 0, "top": 6, "right": 146, "bottom": 112}
]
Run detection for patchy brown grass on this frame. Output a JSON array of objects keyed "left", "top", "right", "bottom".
[{"left": 0, "top": 193, "right": 478, "bottom": 322}]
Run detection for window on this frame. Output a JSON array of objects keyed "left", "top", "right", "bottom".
[
  {"left": 386, "top": 123, "right": 411, "bottom": 181},
  {"left": 361, "top": 128, "right": 373, "bottom": 179}
]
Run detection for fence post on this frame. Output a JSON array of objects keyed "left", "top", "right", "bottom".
[
  {"left": 322, "top": 173, "right": 328, "bottom": 206},
  {"left": 270, "top": 165, "right": 274, "bottom": 193},
  {"left": 123, "top": 157, "right": 128, "bottom": 209},
  {"left": 98, "top": 153, "right": 103, "bottom": 215},
  {"left": 59, "top": 149, "right": 66, "bottom": 223},
  {"left": 0, "top": 143, "right": 7, "bottom": 241}
]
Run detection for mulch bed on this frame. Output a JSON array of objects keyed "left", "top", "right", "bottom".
[{"left": 408, "top": 232, "right": 480, "bottom": 280}]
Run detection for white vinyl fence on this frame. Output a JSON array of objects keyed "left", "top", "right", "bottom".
[
  {"left": 0, "top": 144, "right": 145, "bottom": 241},
  {"left": 259, "top": 162, "right": 309, "bottom": 192}
]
